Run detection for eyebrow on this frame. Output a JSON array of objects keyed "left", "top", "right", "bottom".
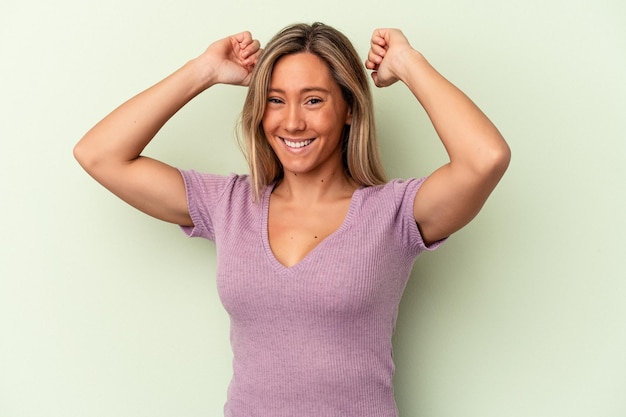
[{"left": 268, "top": 87, "right": 332, "bottom": 95}]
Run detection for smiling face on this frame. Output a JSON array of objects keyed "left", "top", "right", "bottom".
[{"left": 262, "top": 52, "right": 352, "bottom": 179}]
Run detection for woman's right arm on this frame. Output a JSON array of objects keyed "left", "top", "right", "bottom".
[{"left": 73, "top": 32, "right": 261, "bottom": 226}]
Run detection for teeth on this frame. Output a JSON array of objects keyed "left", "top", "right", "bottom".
[{"left": 283, "top": 138, "right": 313, "bottom": 148}]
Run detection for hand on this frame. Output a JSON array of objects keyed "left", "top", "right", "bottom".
[
  {"left": 196, "top": 31, "right": 262, "bottom": 87},
  {"left": 365, "top": 28, "right": 415, "bottom": 88}
]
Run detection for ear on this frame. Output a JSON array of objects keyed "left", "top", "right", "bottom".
[{"left": 345, "top": 108, "right": 352, "bottom": 125}]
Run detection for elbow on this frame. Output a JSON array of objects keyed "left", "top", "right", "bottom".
[
  {"left": 73, "top": 139, "right": 92, "bottom": 170},
  {"left": 73, "top": 136, "right": 104, "bottom": 174},
  {"left": 73, "top": 140, "right": 84, "bottom": 164},
  {"left": 482, "top": 139, "right": 511, "bottom": 183},
  {"left": 464, "top": 136, "right": 511, "bottom": 184},
  {"left": 492, "top": 140, "right": 511, "bottom": 175}
]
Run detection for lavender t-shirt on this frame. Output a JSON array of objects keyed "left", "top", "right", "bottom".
[{"left": 179, "top": 170, "right": 443, "bottom": 417}]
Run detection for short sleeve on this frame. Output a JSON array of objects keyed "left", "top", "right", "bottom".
[
  {"left": 178, "top": 169, "right": 234, "bottom": 240},
  {"left": 392, "top": 177, "right": 447, "bottom": 254}
]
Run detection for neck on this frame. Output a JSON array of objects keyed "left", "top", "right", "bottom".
[{"left": 274, "top": 169, "right": 357, "bottom": 204}]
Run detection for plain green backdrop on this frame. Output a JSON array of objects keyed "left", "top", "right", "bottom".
[{"left": 1, "top": 0, "right": 624, "bottom": 416}]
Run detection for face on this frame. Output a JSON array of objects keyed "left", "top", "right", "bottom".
[{"left": 262, "top": 52, "right": 351, "bottom": 179}]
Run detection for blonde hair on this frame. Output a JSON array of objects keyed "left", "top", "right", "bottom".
[{"left": 238, "top": 22, "right": 386, "bottom": 200}]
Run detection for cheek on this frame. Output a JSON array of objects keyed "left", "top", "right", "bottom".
[
  {"left": 261, "top": 110, "right": 279, "bottom": 134},
  {"left": 320, "top": 113, "right": 345, "bottom": 136},
  {"left": 261, "top": 118, "right": 279, "bottom": 151}
]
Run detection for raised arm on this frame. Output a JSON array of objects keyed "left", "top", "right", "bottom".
[
  {"left": 365, "top": 28, "right": 511, "bottom": 245},
  {"left": 73, "top": 32, "right": 261, "bottom": 226}
]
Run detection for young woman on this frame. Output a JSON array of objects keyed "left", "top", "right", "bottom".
[{"left": 74, "top": 22, "right": 510, "bottom": 417}]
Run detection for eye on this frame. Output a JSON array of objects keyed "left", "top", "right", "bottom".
[
  {"left": 306, "top": 98, "right": 323, "bottom": 105},
  {"left": 267, "top": 97, "right": 284, "bottom": 104}
]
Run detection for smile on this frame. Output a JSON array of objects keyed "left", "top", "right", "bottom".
[{"left": 282, "top": 138, "right": 314, "bottom": 149}]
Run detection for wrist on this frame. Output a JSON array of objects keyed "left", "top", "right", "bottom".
[
  {"left": 185, "top": 56, "right": 219, "bottom": 91},
  {"left": 394, "top": 49, "right": 429, "bottom": 82}
]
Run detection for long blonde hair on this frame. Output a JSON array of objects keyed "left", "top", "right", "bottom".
[{"left": 238, "top": 22, "right": 386, "bottom": 200}]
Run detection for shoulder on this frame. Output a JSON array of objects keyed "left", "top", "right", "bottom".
[
  {"left": 353, "top": 177, "right": 426, "bottom": 230},
  {"left": 360, "top": 177, "right": 426, "bottom": 206},
  {"left": 178, "top": 169, "right": 253, "bottom": 201},
  {"left": 356, "top": 177, "right": 442, "bottom": 253},
  {"left": 177, "top": 171, "right": 257, "bottom": 239},
  {"left": 178, "top": 170, "right": 257, "bottom": 221}
]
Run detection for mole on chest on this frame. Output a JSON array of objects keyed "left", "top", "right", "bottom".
[
  {"left": 268, "top": 201, "right": 350, "bottom": 268},
  {"left": 268, "top": 217, "right": 337, "bottom": 267}
]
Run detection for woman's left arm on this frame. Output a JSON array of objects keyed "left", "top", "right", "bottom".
[{"left": 366, "top": 28, "right": 511, "bottom": 245}]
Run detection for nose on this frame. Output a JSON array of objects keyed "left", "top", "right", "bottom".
[{"left": 285, "top": 104, "right": 305, "bottom": 132}]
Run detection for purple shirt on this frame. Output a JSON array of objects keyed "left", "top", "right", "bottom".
[{"left": 179, "top": 170, "right": 443, "bottom": 417}]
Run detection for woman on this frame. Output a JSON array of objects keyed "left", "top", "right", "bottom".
[{"left": 74, "top": 22, "right": 509, "bottom": 417}]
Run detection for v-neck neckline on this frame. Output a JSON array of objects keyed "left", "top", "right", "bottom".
[{"left": 261, "top": 182, "right": 361, "bottom": 274}]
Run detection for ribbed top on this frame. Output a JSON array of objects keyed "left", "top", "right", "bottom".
[{"left": 179, "top": 170, "right": 443, "bottom": 417}]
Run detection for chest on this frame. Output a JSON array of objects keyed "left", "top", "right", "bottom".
[
  {"left": 209, "top": 179, "right": 420, "bottom": 323},
  {"left": 216, "top": 215, "right": 411, "bottom": 324},
  {"left": 267, "top": 196, "right": 352, "bottom": 268}
]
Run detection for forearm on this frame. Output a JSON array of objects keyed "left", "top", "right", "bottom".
[
  {"left": 72, "top": 32, "right": 259, "bottom": 225},
  {"left": 74, "top": 58, "right": 214, "bottom": 169},
  {"left": 398, "top": 51, "right": 510, "bottom": 174},
  {"left": 366, "top": 28, "right": 510, "bottom": 242}
]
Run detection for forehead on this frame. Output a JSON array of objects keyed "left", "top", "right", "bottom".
[{"left": 269, "top": 52, "right": 338, "bottom": 91}]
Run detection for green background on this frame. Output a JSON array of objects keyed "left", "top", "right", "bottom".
[{"left": 1, "top": 0, "right": 624, "bottom": 415}]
